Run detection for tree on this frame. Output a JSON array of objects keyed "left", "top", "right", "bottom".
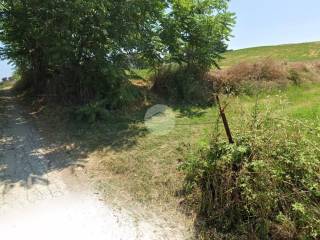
[
  {"left": 0, "top": 0, "right": 234, "bottom": 105},
  {"left": 160, "top": 0, "right": 235, "bottom": 71}
]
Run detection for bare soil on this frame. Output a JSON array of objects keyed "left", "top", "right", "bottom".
[{"left": 0, "top": 89, "right": 192, "bottom": 240}]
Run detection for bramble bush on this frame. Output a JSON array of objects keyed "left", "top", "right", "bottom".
[{"left": 181, "top": 114, "right": 320, "bottom": 239}]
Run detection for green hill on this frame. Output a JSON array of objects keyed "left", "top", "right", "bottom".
[{"left": 220, "top": 41, "right": 320, "bottom": 67}]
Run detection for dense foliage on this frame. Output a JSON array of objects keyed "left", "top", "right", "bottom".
[
  {"left": 161, "top": 0, "right": 234, "bottom": 69},
  {"left": 0, "top": 0, "right": 234, "bottom": 105},
  {"left": 182, "top": 116, "right": 320, "bottom": 239},
  {"left": 151, "top": 63, "right": 214, "bottom": 103}
]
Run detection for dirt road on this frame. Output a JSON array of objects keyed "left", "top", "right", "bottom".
[{"left": 0, "top": 90, "right": 190, "bottom": 240}]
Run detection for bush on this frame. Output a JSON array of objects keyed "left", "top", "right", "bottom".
[
  {"left": 151, "top": 64, "right": 214, "bottom": 104},
  {"left": 75, "top": 100, "right": 111, "bottom": 123},
  {"left": 74, "top": 82, "right": 143, "bottom": 123},
  {"left": 13, "top": 69, "right": 33, "bottom": 93},
  {"left": 312, "top": 62, "right": 320, "bottom": 72},
  {"left": 111, "top": 81, "right": 143, "bottom": 109},
  {"left": 288, "top": 69, "right": 302, "bottom": 85},
  {"left": 209, "top": 59, "right": 288, "bottom": 94},
  {"left": 151, "top": 59, "right": 320, "bottom": 102},
  {"left": 181, "top": 117, "right": 320, "bottom": 239},
  {"left": 290, "top": 63, "right": 309, "bottom": 73}
]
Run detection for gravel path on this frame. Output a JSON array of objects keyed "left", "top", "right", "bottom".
[{"left": 0, "top": 91, "right": 190, "bottom": 240}]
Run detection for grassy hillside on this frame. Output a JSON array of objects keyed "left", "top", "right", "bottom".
[{"left": 220, "top": 41, "right": 320, "bottom": 67}]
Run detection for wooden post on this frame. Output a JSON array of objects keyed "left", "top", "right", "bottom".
[{"left": 215, "top": 95, "right": 234, "bottom": 144}]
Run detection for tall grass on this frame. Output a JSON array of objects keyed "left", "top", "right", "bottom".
[
  {"left": 181, "top": 107, "right": 320, "bottom": 239},
  {"left": 208, "top": 59, "right": 320, "bottom": 95}
]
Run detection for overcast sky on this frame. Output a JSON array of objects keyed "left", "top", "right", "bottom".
[{"left": 1, "top": 1, "right": 320, "bottom": 79}]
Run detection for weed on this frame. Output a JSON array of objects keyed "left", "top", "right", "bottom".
[{"left": 181, "top": 110, "right": 320, "bottom": 239}]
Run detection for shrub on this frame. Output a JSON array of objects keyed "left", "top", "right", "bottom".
[
  {"left": 75, "top": 100, "right": 111, "bottom": 123},
  {"left": 312, "top": 61, "right": 320, "bottom": 72},
  {"left": 210, "top": 59, "right": 288, "bottom": 94},
  {"left": 288, "top": 69, "right": 302, "bottom": 85},
  {"left": 181, "top": 116, "right": 320, "bottom": 239},
  {"left": 290, "top": 63, "right": 309, "bottom": 73},
  {"left": 74, "top": 81, "right": 143, "bottom": 123},
  {"left": 110, "top": 81, "right": 143, "bottom": 109},
  {"left": 151, "top": 64, "right": 214, "bottom": 104}
]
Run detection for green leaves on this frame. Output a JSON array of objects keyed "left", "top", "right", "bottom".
[
  {"left": 182, "top": 117, "right": 320, "bottom": 238},
  {"left": 160, "top": 0, "right": 235, "bottom": 70},
  {"left": 0, "top": 0, "right": 235, "bottom": 103}
]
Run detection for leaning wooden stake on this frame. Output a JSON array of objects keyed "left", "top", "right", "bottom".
[{"left": 215, "top": 95, "right": 234, "bottom": 144}]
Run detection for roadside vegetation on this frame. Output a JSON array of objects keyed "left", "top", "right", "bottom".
[
  {"left": 0, "top": 78, "right": 17, "bottom": 125},
  {"left": 1, "top": 1, "right": 320, "bottom": 239},
  {"left": 0, "top": 0, "right": 234, "bottom": 106},
  {"left": 182, "top": 95, "right": 320, "bottom": 239},
  {"left": 20, "top": 80, "right": 320, "bottom": 239}
]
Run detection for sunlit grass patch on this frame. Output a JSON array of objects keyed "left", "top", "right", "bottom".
[{"left": 220, "top": 41, "right": 320, "bottom": 67}]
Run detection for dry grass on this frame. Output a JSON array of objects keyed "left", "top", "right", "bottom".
[
  {"left": 288, "top": 61, "right": 320, "bottom": 83},
  {"left": 86, "top": 123, "right": 206, "bottom": 207},
  {"left": 9, "top": 52, "right": 320, "bottom": 238},
  {"left": 20, "top": 58, "right": 320, "bottom": 212},
  {"left": 13, "top": 78, "right": 320, "bottom": 240},
  {"left": 289, "top": 62, "right": 310, "bottom": 72},
  {"left": 20, "top": 94, "right": 211, "bottom": 209},
  {"left": 208, "top": 59, "right": 320, "bottom": 94},
  {"left": 208, "top": 59, "right": 288, "bottom": 93},
  {"left": 313, "top": 61, "right": 320, "bottom": 71}
]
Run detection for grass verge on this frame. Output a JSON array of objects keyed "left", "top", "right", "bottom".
[{"left": 22, "top": 83, "right": 320, "bottom": 212}]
